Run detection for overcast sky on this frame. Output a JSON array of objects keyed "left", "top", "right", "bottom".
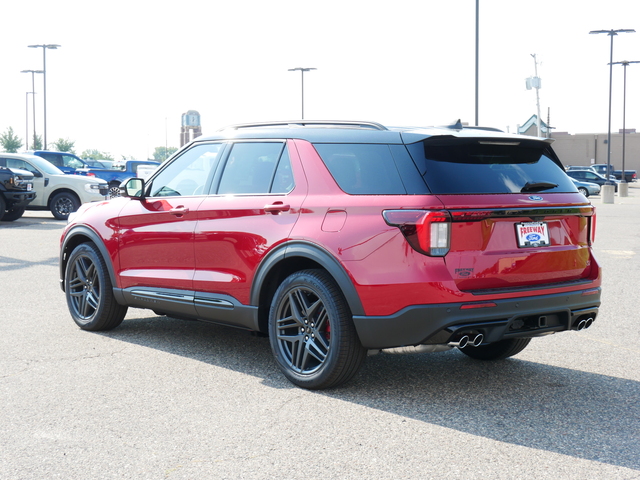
[{"left": 2, "top": 0, "right": 640, "bottom": 160}]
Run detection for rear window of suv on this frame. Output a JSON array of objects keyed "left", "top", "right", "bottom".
[{"left": 405, "top": 136, "right": 576, "bottom": 195}]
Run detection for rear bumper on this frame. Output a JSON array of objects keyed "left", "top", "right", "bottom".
[{"left": 353, "top": 288, "right": 601, "bottom": 349}]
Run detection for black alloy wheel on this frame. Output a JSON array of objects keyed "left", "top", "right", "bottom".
[
  {"left": 65, "top": 242, "right": 127, "bottom": 331},
  {"left": 268, "top": 269, "right": 366, "bottom": 389},
  {"left": 50, "top": 192, "right": 80, "bottom": 220}
]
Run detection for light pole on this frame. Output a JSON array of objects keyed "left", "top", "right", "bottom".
[
  {"left": 475, "top": 0, "right": 479, "bottom": 126},
  {"left": 588, "top": 29, "right": 634, "bottom": 201},
  {"left": 288, "top": 67, "right": 316, "bottom": 119},
  {"left": 27, "top": 44, "right": 60, "bottom": 150},
  {"left": 25, "top": 92, "right": 30, "bottom": 150},
  {"left": 21, "top": 69, "right": 43, "bottom": 150},
  {"left": 611, "top": 60, "right": 640, "bottom": 196}
]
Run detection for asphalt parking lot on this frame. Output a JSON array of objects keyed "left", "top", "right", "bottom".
[{"left": 1, "top": 189, "right": 639, "bottom": 480}]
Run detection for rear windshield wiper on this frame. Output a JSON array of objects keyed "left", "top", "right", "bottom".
[{"left": 521, "top": 181, "right": 558, "bottom": 193}]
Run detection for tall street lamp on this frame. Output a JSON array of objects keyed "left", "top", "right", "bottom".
[
  {"left": 288, "top": 67, "right": 316, "bottom": 119},
  {"left": 611, "top": 60, "right": 640, "bottom": 197},
  {"left": 588, "top": 29, "right": 634, "bottom": 199},
  {"left": 27, "top": 44, "right": 61, "bottom": 149},
  {"left": 21, "top": 69, "right": 43, "bottom": 150},
  {"left": 475, "top": 0, "right": 479, "bottom": 126}
]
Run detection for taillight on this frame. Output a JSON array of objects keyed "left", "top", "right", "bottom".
[
  {"left": 590, "top": 210, "right": 597, "bottom": 245},
  {"left": 383, "top": 209, "right": 451, "bottom": 256},
  {"left": 86, "top": 172, "right": 96, "bottom": 177}
]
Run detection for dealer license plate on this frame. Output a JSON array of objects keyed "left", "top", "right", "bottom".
[
  {"left": 27, "top": 183, "right": 33, "bottom": 191},
  {"left": 516, "top": 222, "right": 550, "bottom": 247}
]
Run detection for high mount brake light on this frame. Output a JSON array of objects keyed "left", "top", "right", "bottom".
[{"left": 383, "top": 210, "right": 451, "bottom": 256}]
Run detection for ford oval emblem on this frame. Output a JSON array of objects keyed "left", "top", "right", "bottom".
[{"left": 528, "top": 195, "right": 543, "bottom": 201}]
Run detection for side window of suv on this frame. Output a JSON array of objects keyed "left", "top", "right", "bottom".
[
  {"left": 313, "top": 143, "right": 407, "bottom": 194},
  {"left": 148, "top": 143, "right": 222, "bottom": 197},
  {"left": 218, "top": 142, "right": 289, "bottom": 195}
]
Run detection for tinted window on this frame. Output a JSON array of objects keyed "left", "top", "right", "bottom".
[
  {"left": 313, "top": 144, "right": 407, "bottom": 194},
  {"left": 148, "top": 143, "right": 222, "bottom": 197},
  {"left": 39, "top": 153, "right": 62, "bottom": 166},
  {"left": 271, "top": 149, "right": 294, "bottom": 194},
  {"left": 218, "top": 142, "right": 286, "bottom": 194},
  {"left": 406, "top": 137, "right": 576, "bottom": 194}
]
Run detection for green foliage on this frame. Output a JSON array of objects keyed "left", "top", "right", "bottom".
[
  {"left": 51, "top": 138, "right": 75, "bottom": 153},
  {"left": 0, "top": 127, "right": 23, "bottom": 153},
  {"left": 82, "top": 149, "right": 114, "bottom": 161},
  {"left": 31, "top": 134, "right": 43, "bottom": 150},
  {"left": 153, "top": 146, "right": 178, "bottom": 162}
]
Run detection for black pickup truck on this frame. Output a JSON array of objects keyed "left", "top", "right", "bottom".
[
  {"left": 591, "top": 164, "right": 637, "bottom": 182},
  {"left": 0, "top": 166, "right": 37, "bottom": 221}
]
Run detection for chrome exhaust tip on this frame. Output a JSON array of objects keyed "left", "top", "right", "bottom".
[{"left": 448, "top": 335, "right": 469, "bottom": 349}]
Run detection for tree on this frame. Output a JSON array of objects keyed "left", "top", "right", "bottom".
[
  {"left": 153, "top": 146, "right": 178, "bottom": 162},
  {"left": 81, "top": 149, "right": 114, "bottom": 161},
  {"left": 0, "top": 127, "right": 23, "bottom": 153},
  {"left": 31, "top": 134, "right": 43, "bottom": 150},
  {"left": 51, "top": 138, "right": 75, "bottom": 153}
]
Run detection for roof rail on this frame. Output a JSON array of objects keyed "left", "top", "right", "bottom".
[{"left": 218, "top": 120, "right": 388, "bottom": 131}]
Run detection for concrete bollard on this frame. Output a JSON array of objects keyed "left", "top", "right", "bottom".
[
  {"left": 601, "top": 184, "right": 616, "bottom": 204},
  {"left": 619, "top": 182, "right": 629, "bottom": 197}
]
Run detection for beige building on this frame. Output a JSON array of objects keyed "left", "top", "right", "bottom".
[{"left": 518, "top": 114, "right": 640, "bottom": 172}]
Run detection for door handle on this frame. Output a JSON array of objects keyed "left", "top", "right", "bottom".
[
  {"left": 170, "top": 206, "right": 189, "bottom": 216},
  {"left": 264, "top": 202, "right": 291, "bottom": 214}
]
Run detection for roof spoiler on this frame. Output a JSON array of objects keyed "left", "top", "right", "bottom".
[{"left": 444, "top": 119, "right": 504, "bottom": 133}]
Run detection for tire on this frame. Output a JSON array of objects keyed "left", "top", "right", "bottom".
[
  {"left": 108, "top": 182, "right": 121, "bottom": 198},
  {"left": 50, "top": 192, "right": 80, "bottom": 220},
  {"left": 459, "top": 338, "right": 531, "bottom": 360},
  {"left": 268, "top": 269, "right": 367, "bottom": 390},
  {"left": 65, "top": 242, "right": 128, "bottom": 331},
  {"left": 1, "top": 206, "right": 26, "bottom": 222},
  {"left": 0, "top": 195, "right": 6, "bottom": 221},
  {"left": 578, "top": 187, "right": 589, "bottom": 197}
]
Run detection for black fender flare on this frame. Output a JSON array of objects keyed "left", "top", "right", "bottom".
[
  {"left": 59, "top": 225, "right": 118, "bottom": 294},
  {"left": 251, "top": 240, "right": 364, "bottom": 316}
]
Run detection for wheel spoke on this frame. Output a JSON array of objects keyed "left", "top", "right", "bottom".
[
  {"left": 68, "top": 255, "right": 100, "bottom": 319},
  {"left": 275, "top": 285, "right": 332, "bottom": 374}
]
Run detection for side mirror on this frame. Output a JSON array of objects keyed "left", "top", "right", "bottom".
[
  {"left": 121, "top": 177, "right": 145, "bottom": 199},
  {"left": 31, "top": 170, "right": 43, "bottom": 178}
]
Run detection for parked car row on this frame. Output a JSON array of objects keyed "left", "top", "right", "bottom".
[
  {"left": 0, "top": 150, "right": 161, "bottom": 222},
  {"left": 565, "top": 168, "right": 619, "bottom": 192},
  {"left": 0, "top": 153, "right": 108, "bottom": 220}
]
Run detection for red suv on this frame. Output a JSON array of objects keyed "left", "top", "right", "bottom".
[{"left": 59, "top": 121, "right": 601, "bottom": 389}]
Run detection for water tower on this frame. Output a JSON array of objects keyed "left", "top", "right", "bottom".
[{"left": 180, "top": 110, "right": 202, "bottom": 146}]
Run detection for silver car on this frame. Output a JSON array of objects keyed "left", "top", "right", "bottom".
[{"left": 570, "top": 178, "right": 600, "bottom": 197}]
